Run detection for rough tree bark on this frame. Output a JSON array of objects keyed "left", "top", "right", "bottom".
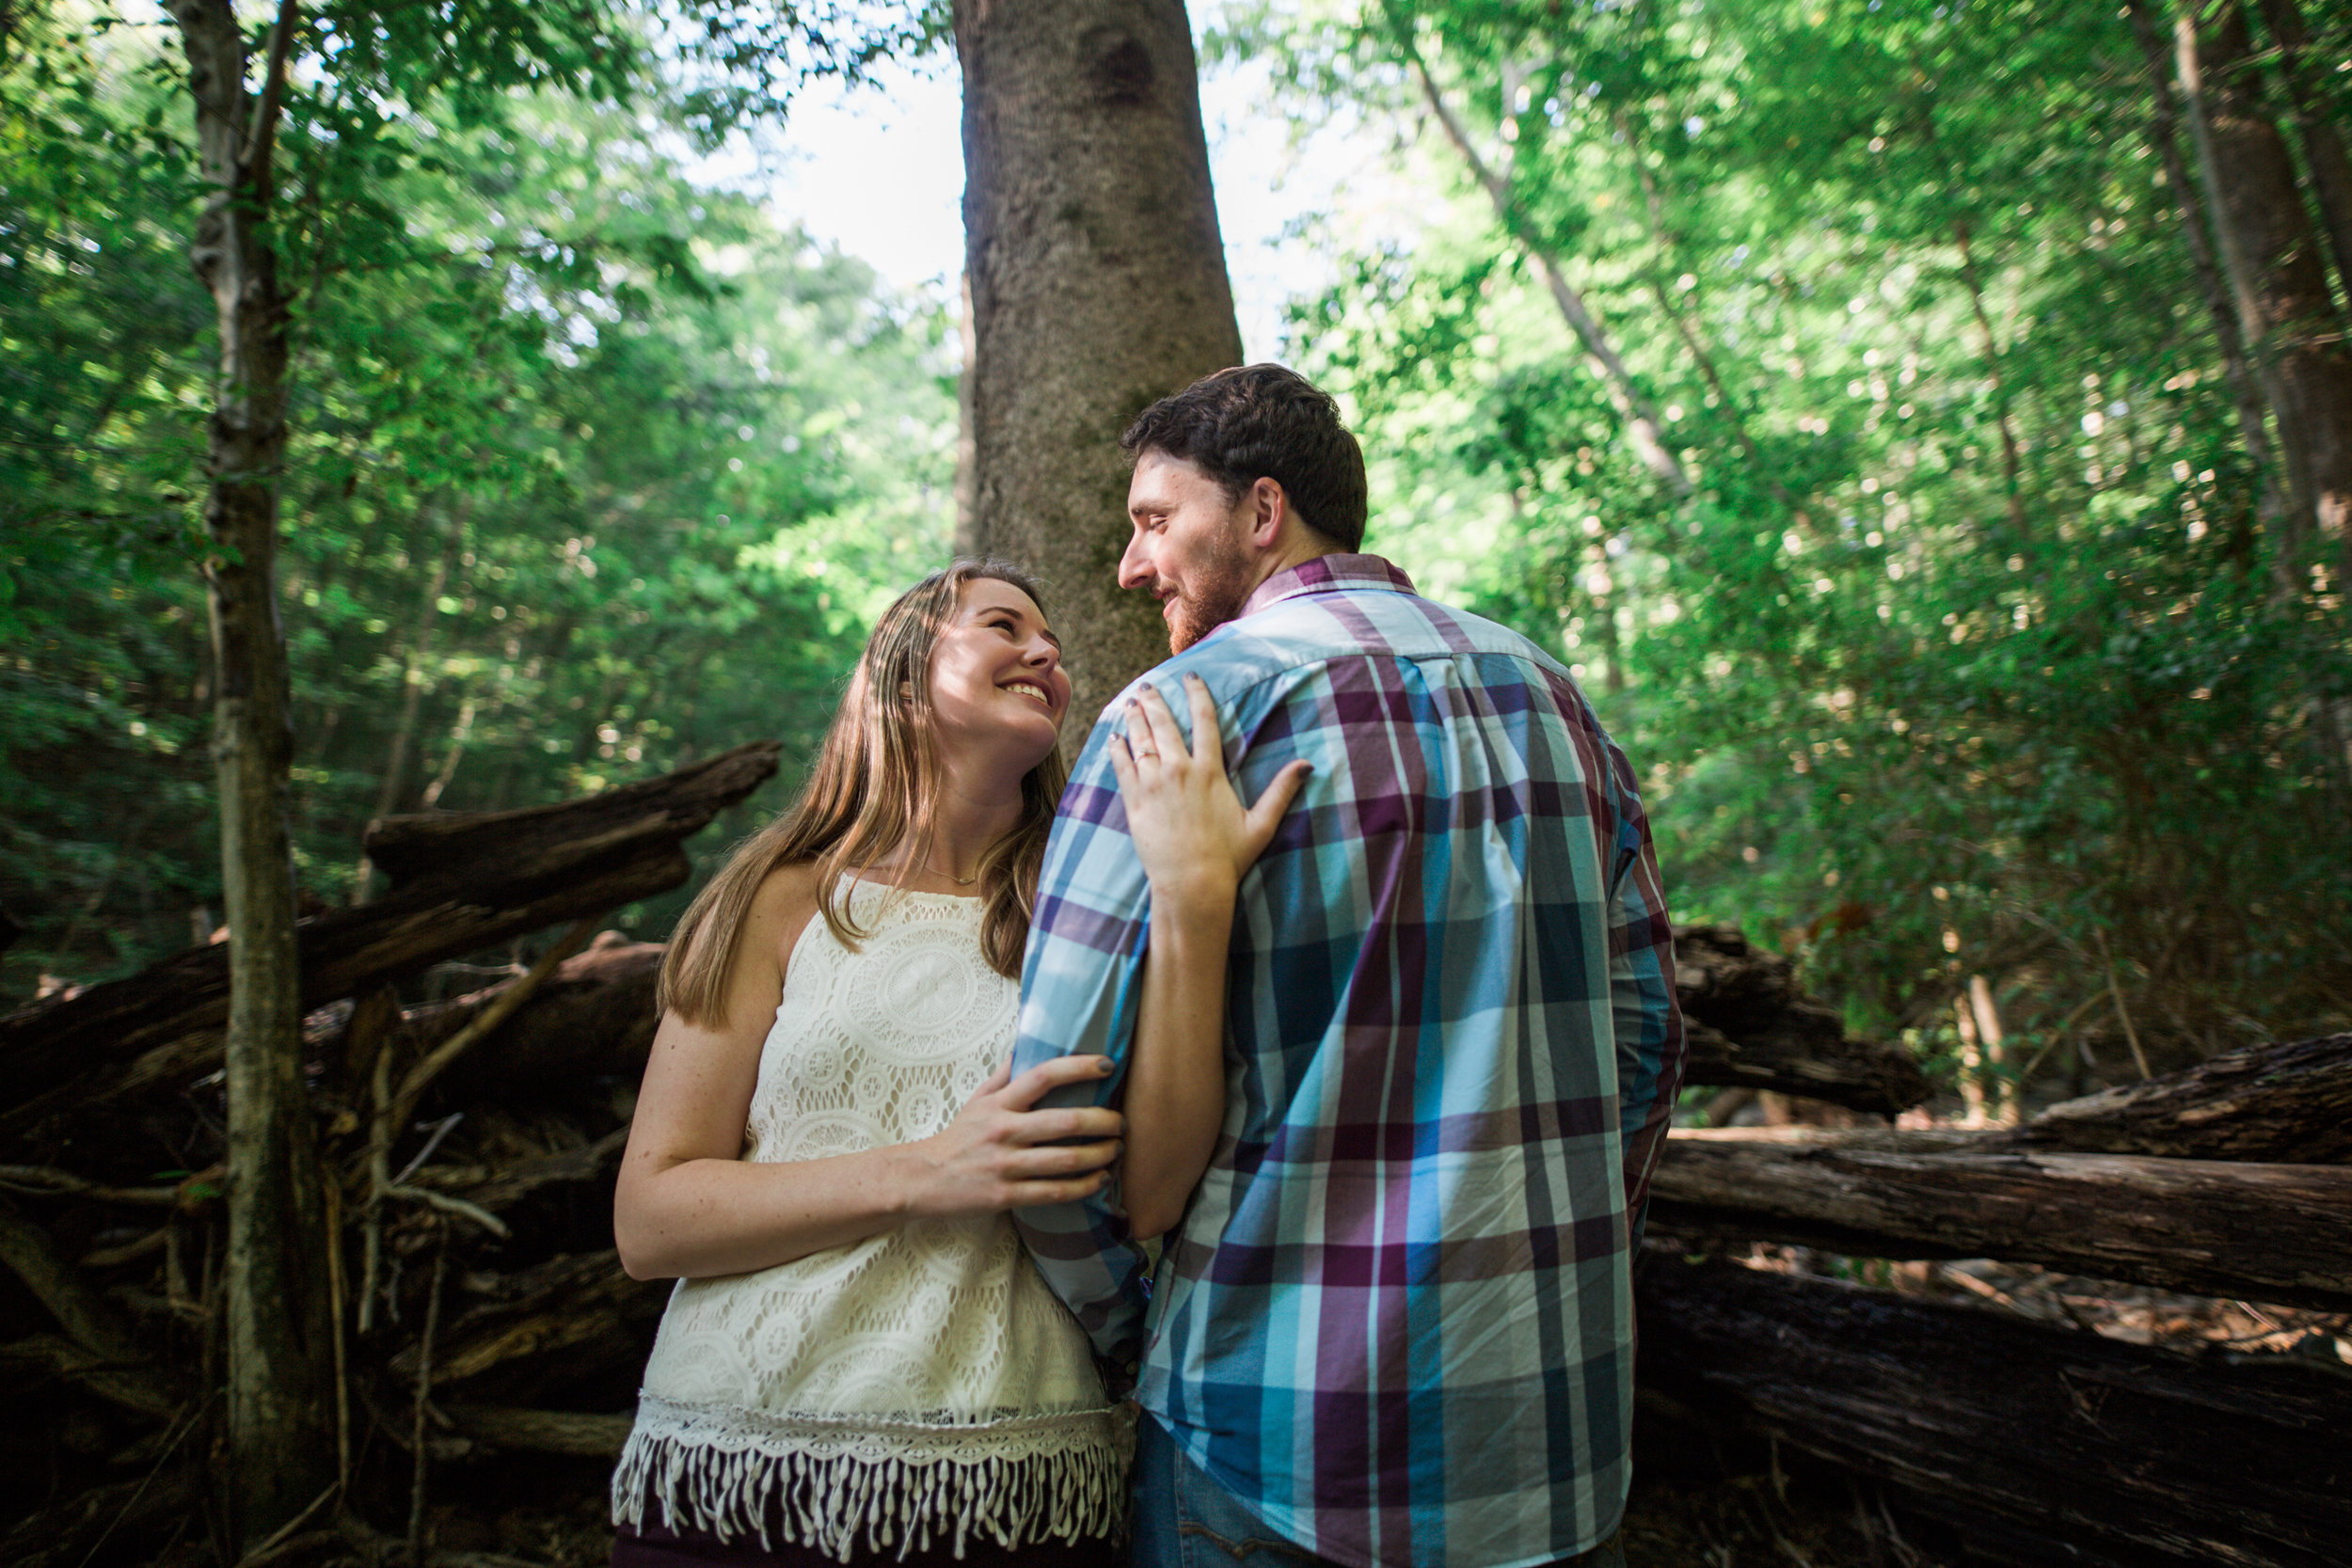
[
  {"left": 1638, "top": 1258, "right": 2352, "bottom": 1568},
  {"left": 1673, "top": 925, "right": 1928, "bottom": 1114},
  {"left": 163, "top": 0, "right": 335, "bottom": 1544},
  {"left": 2175, "top": 2, "right": 2352, "bottom": 591},
  {"left": 955, "top": 0, "right": 1247, "bottom": 739},
  {"left": 2010, "top": 1030, "right": 2351, "bottom": 1162},
  {"left": 1649, "top": 1129, "right": 2352, "bottom": 1311}
]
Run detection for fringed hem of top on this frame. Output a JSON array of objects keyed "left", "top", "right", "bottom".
[{"left": 611, "top": 1393, "right": 1132, "bottom": 1564}]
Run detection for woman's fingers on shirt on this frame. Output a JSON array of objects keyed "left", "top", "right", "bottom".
[
  {"left": 1004, "top": 1104, "right": 1123, "bottom": 1147},
  {"left": 1127, "top": 682, "right": 1193, "bottom": 774},
  {"left": 1006, "top": 1136, "right": 1122, "bottom": 1179},
  {"left": 1182, "top": 673, "right": 1224, "bottom": 770},
  {"left": 999, "top": 1165, "right": 1115, "bottom": 1208},
  {"left": 1242, "top": 759, "right": 1314, "bottom": 860},
  {"left": 997, "top": 1052, "right": 1116, "bottom": 1110}
]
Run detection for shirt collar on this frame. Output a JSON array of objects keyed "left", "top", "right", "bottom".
[{"left": 1240, "top": 553, "right": 1418, "bottom": 619}]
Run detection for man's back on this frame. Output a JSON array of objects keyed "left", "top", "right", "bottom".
[{"left": 1013, "top": 555, "right": 1685, "bottom": 1568}]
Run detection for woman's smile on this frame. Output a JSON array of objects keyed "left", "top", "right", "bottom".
[{"left": 1002, "top": 679, "right": 1055, "bottom": 709}]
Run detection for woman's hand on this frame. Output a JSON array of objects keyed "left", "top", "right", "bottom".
[
  {"left": 1110, "top": 675, "right": 1311, "bottom": 1240},
  {"left": 902, "top": 1054, "right": 1125, "bottom": 1217},
  {"left": 1110, "top": 673, "right": 1311, "bottom": 906}
]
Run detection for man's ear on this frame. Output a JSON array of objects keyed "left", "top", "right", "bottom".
[{"left": 1245, "top": 476, "right": 1289, "bottom": 547}]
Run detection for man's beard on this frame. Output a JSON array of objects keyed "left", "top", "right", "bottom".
[{"left": 1165, "top": 537, "right": 1254, "bottom": 654}]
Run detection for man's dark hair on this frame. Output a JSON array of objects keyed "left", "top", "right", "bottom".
[{"left": 1120, "top": 364, "right": 1370, "bottom": 551}]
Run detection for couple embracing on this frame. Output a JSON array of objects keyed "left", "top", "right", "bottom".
[{"left": 607, "top": 366, "right": 1687, "bottom": 1568}]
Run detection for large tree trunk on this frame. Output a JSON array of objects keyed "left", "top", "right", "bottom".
[
  {"left": 1649, "top": 1128, "right": 2352, "bottom": 1310},
  {"left": 2175, "top": 2, "right": 2352, "bottom": 590},
  {"left": 2124, "top": 0, "right": 2285, "bottom": 546},
  {"left": 1637, "top": 1257, "right": 2352, "bottom": 1568},
  {"left": 2254, "top": 0, "right": 2352, "bottom": 306},
  {"left": 164, "top": 0, "right": 335, "bottom": 1544},
  {"left": 955, "top": 0, "right": 1246, "bottom": 737}
]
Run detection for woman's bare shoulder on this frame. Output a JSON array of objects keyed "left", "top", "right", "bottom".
[
  {"left": 751, "top": 857, "right": 824, "bottom": 917},
  {"left": 747, "top": 859, "right": 826, "bottom": 974}
]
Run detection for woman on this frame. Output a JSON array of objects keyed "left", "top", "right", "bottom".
[{"left": 609, "top": 561, "right": 1298, "bottom": 1567}]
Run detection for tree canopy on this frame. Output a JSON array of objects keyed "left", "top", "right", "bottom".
[
  {"left": 4, "top": 3, "right": 955, "bottom": 988},
  {"left": 8, "top": 0, "right": 2349, "bottom": 1084},
  {"left": 1232, "top": 0, "right": 2352, "bottom": 1067}
]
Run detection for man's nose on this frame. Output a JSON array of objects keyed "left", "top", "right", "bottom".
[{"left": 1117, "top": 531, "right": 1154, "bottom": 592}]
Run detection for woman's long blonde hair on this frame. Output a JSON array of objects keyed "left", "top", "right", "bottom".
[{"left": 659, "top": 561, "right": 1071, "bottom": 1024}]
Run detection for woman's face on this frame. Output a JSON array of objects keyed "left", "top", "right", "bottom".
[{"left": 923, "top": 578, "right": 1071, "bottom": 773}]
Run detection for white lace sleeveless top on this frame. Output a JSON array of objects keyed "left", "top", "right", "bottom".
[{"left": 612, "top": 882, "right": 1124, "bottom": 1560}]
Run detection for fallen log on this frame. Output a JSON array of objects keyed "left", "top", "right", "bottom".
[
  {"left": 1649, "top": 1128, "right": 2352, "bottom": 1311},
  {"left": 0, "top": 742, "right": 778, "bottom": 1109},
  {"left": 1676, "top": 1017, "right": 1923, "bottom": 1115},
  {"left": 2010, "top": 1031, "right": 2352, "bottom": 1163},
  {"left": 418, "top": 939, "right": 664, "bottom": 1104},
  {"left": 443, "top": 1404, "right": 635, "bottom": 1458},
  {"left": 398, "top": 921, "right": 1923, "bottom": 1117},
  {"left": 1672, "top": 925, "right": 1927, "bottom": 1114},
  {"left": 447, "top": 1126, "right": 631, "bottom": 1216},
  {"left": 0, "top": 1462, "right": 204, "bottom": 1568},
  {"left": 1636, "top": 1255, "right": 2352, "bottom": 1568},
  {"left": 0, "top": 1333, "right": 181, "bottom": 1421},
  {"left": 397, "top": 1249, "right": 664, "bottom": 1401}
]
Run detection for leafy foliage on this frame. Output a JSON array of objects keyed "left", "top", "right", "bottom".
[
  {"left": 2, "top": 8, "right": 953, "bottom": 993},
  {"left": 1248, "top": 0, "right": 2352, "bottom": 1069}
]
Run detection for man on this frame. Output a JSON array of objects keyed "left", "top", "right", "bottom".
[{"left": 1010, "top": 365, "right": 1685, "bottom": 1568}]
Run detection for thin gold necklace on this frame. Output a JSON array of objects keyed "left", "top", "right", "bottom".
[{"left": 928, "top": 861, "right": 979, "bottom": 886}]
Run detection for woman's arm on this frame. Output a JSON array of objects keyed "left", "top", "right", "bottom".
[
  {"left": 1111, "top": 675, "right": 1309, "bottom": 1241},
  {"left": 613, "top": 863, "right": 1126, "bottom": 1280}
]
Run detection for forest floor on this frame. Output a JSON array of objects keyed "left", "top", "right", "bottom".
[
  {"left": 402, "top": 1243, "right": 2352, "bottom": 1568},
  {"left": 411, "top": 1456, "right": 1926, "bottom": 1568}
]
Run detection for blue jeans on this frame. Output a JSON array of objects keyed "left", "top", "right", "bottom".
[{"left": 1127, "top": 1413, "right": 1627, "bottom": 1568}]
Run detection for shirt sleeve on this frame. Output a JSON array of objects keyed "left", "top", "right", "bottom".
[
  {"left": 1601, "top": 744, "right": 1687, "bottom": 1243},
  {"left": 1008, "top": 705, "right": 1157, "bottom": 1367}
]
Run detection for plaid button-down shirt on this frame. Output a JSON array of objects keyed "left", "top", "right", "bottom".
[{"left": 1010, "top": 554, "right": 1685, "bottom": 1568}]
